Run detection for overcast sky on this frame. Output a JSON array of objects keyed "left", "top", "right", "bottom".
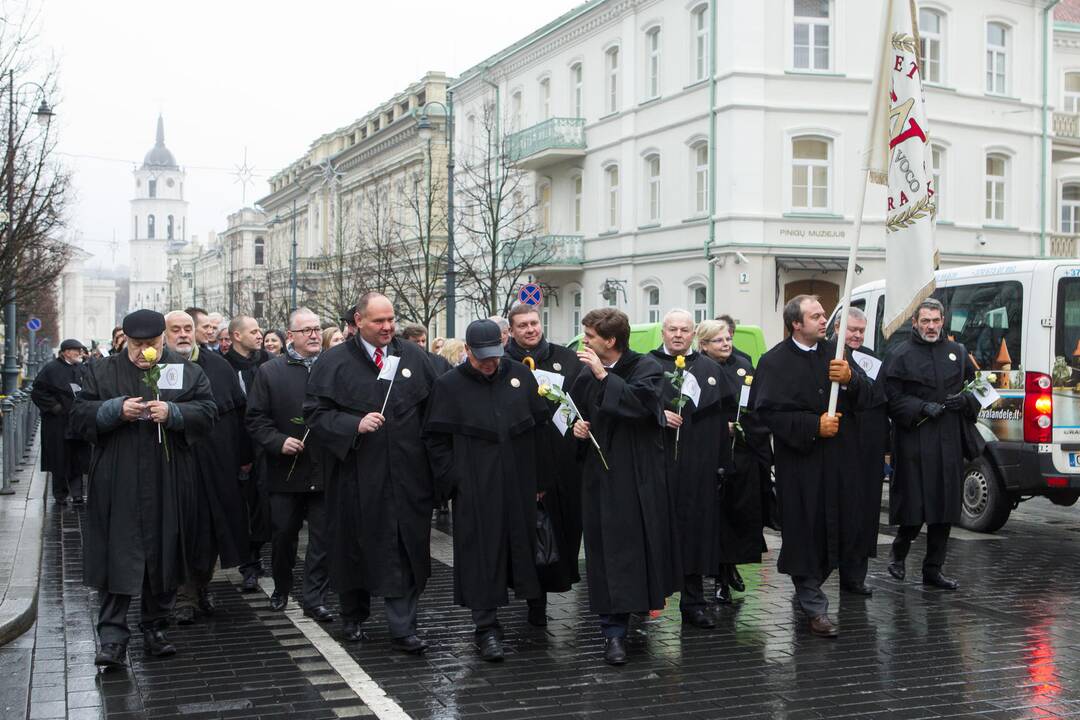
[{"left": 37, "top": 0, "right": 581, "bottom": 270}]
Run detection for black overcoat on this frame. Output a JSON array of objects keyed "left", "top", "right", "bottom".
[
  {"left": 751, "top": 338, "right": 867, "bottom": 578},
  {"left": 569, "top": 350, "right": 675, "bottom": 614},
  {"left": 850, "top": 346, "right": 890, "bottom": 556},
  {"left": 224, "top": 346, "right": 271, "bottom": 543},
  {"left": 423, "top": 359, "right": 549, "bottom": 608},
  {"left": 506, "top": 337, "right": 585, "bottom": 592},
  {"left": 31, "top": 357, "right": 89, "bottom": 475},
  {"left": 303, "top": 336, "right": 437, "bottom": 598},
  {"left": 881, "top": 335, "right": 977, "bottom": 526},
  {"left": 70, "top": 348, "right": 217, "bottom": 595}
]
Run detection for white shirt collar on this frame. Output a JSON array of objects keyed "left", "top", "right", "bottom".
[
  {"left": 792, "top": 338, "right": 818, "bottom": 353},
  {"left": 663, "top": 346, "right": 683, "bottom": 358},
  {"left": 359, "top": 336, "right": 387, "bottom": 362}
]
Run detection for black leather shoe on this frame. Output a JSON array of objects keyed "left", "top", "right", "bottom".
[
  {"left": 392, "top": 634, "right": 428, "bottom": 654},
  {"left": 527, "top": 604, "right": 548, "bottom": 627},
  {"left": 240, "top": 573, "right": 260, "bottom": 593},
  {"left": 174, "top": 605, "right": 196, "bottom": 625},
  {"left": 303, "top": 605, "right": 335, "bottom": 623},
  {"left": 94, "top": 642, "right": 127, "bottom": 669},
  {"left": 728, "top": 566, "right": 746, "bottom": 593},
  {"left": 714, "top": 583, "right": 732, "bottom": 604},
  {"left": 477, "top": 631, "right": 503, "bottom": 662},
  {"left": 887, "top": 561, "right": 906, "bottom": 581},
  {"left": 142, "top": 630, "right": 176, "bottom": 657},
  {"left": 342, "top": 621, "right": 369, "bottom": 643},
  {"left": 922, "top": 572, "right": 959, "bottom": 591},
  {"left": 681, "top": 608, "right": 715, "bottom": 629},
  {"left": 269, "top": 592, "right": 287, "bottom": 611},
  {"left": 603, "top": 637, "right": 627, "bottom": 665},
  {"left": 197, "top": 590, "right": 216, "bottom": 616},
  {"left": 840, "top": 582, "right": 873, "bottom": 596}
]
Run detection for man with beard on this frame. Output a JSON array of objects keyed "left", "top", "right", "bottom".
[
  {"left": 569, "top": 308, "right": 672, "bottom": 665},
  {"left": 649, "top": 309, "right": 732, "bottom": 630},
  {"left": 881, "top": 298, "right": 977, "bottom": 591},
  {"left": 832, "top": 307, "right": 888, "bottom": 597},
  {"left": 750, "top": 294, "right": 866, "bottom": 638},
  {"left": 424, "top": 319, "right": 550, "bottom": 661},
  {"left": 31, "top": 339, "right": 91, "bottom": 505},
  {"left": 70, "top": 309, "right": 217, "bottom": 668},
  {"left": 247, "top": 308, "right": 334, "bottom": 621},
  {"left": 224, "top": 314, "right": 272, "bottom": 592},
  {"left": 304, "top": 292, "right": 437, "bottom": 653},
  {"left": 503, "top": 303, "right": 584, "bottom": 626},
  {"left": 164, "top": 310, "right": 249, "bottom": 624}
]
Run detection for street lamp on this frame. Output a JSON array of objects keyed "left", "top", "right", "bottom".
[
  {"left": 3, "top": 71, "right": 55, "bottom": 394},
  {"left": 416, "top": 93, "right": 456, "bottom": 337}
]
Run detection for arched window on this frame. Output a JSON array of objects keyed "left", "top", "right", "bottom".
[
  {"left": 1065, "top": 72, "right": 1080, "bottom": 113},
  {"left": 985, "top": 153, "right": 1008, "bottom": 222},
  {"left": 606, "top": 46, "right": 620, "bottom": 114},
  {"left": 644, "top": 286, "right": 661, "bottom": 323},
  {"left": 987, "top": 22, "right": 1009, "bottom": 95},
  {"left": 690, "top": 284, "right": 708, "bottom": 324},
  {"left": 692, "top": 141, "right": 709, "bottom": 215},
  {"left": 605, "top": 164, "right": 620, "bottom": 230},
  {"left": 167, "top": 215, "right": 174, "bottom": 240},
  {"left": 148, "top": 179, "right": 157, "bottom": 198},
  {"left": 570, "top": 63, "right": 584, "bottom": 118},
  {"left": 645, "top": 153, "right": 661, "bottom": 222},
  {"left": 147, "top": 214, "right": 156, "bottom": 239},
  {"left": 255, "top": 236, "right": 265, "bottom": 266},
  {"left": 791, "top": 136, "right": 831, "bottom": 210},
  {"left": 572, "top": 289, "right": 583, "bottom": 330},
  {"left": 919, "top": 8, "right": 945, "bottom": 84},
  {"left": 645, "top": 27, "right": 662, "bottom": 99},
  {"left": 692, "top": 4, "right": 709, "bottom": 82}
]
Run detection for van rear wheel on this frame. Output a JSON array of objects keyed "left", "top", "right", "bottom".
[{"left": 960, "top": 458, "right": 1011, "bottom": 533}]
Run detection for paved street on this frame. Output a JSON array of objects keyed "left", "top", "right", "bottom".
[{"left": 5, "top": 490, "right": 1080, "bottom": 719}]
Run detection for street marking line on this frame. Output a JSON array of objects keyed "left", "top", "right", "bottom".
[{"left": 224, "top": 569, "right": 412, "bottom": 720}]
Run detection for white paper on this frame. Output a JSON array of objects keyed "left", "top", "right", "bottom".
[
  {"left": 378, "top": 354, "right": 401, "bottom": 381},
  {"left": 972, "top": 382, "right": 1001, "bottom": 409},
  {"left": 157, "top": 364, "right": 184, "bottom": 390},
  {"left": 69, "top": 383, "right": 82, "bottom": 395},
  {"left": 551, "top": 407, "right": 570, "bottom": 436},
  {"left": 739, "top": 385, "right": 751, "bottom": 408},
  {"left": 681, "top": 371, "right": 702, "bottom": 407},
  {"left": 533, "top": 369, "right": 565, "bottom": 390},
  {"left": 851, "top": 350, "right": 883, "bottom": 381}
]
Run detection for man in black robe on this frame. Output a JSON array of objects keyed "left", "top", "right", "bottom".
[
  {"left": 833, "top": 307, "right": 889, "bottom": 597},
  {"left": 165, "top": 310, "right": 249, "bottom": 624},
  {"left": 649, "top": 309, "right": 732, "bottom": 630},
  {"left": 304, "top": 292, "right": 437, "bottom": 653},
  {"left": 31, "top": 338, "right": 90, "bottom": 505},
  {"left": 401, "top": 322, "right": 452, "bottom": 374},
  {"left": 750, "top": 294, "right": 866, "bottom": 639},
  {"left": 424, "top": 319, "right": 549, "bottom": 662},
  {"left": 881, "top": 298, "right": 977, "bottom": 591},
  {"left": 70, "top": 309, "right": 217, "bottom": 669},
  {"left": 569, "top": 308, "right": 673, "bottom": 666},
  {"left": 504, "top": 303, "right": 584, "bottom": 627},
  {"left": 224, "top": 314, "right": 272, "bottom": 592},
  {"left": 247, "top": 308, "right": 334, "bottom": 622}
]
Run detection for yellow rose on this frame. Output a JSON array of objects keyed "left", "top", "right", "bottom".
[
  {"left": 142, "top": 346, "right": 158, "bottom": 363},
  {"left": 537, "top": 384, "right": 550, "bottom": 397},
  {"left": 674, "top": 354, "right": 686, "bottom": 369},
  {"left": 745, "top": 375, "right": 754, "bottom": 386}
]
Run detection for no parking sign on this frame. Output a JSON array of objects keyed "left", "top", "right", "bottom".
[{"left": 518, "top": 283, "right": 543, "bottom": 306}]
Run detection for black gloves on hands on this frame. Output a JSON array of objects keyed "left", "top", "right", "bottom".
[
  {"left": 943, "top": 392, "right": 970, "bottom": 412},
  {"left": 921, "top": 402, "right": 945, "bottom": 419}
]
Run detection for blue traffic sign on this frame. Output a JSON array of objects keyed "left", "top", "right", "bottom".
[
  {"left": 518, "top": 283, "right": 543, "bottom": 306},
  {"left": 26, "top": 317, "right": 41, "bottom": 332}
]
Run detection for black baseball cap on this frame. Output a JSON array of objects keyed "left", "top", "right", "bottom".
[{"left": 465, "top": 319, "right": 504, "bottom": 360}]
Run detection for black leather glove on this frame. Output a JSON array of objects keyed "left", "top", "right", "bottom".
[
  {"left": 943, "top": 393, "right": 969, "bottom": 412},
  {"left": 921, "top": 402, "right": 945, "bottom": 419}
]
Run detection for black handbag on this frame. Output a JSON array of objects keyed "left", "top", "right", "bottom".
[{"left": 535, "top": 501, "right": 560, "bottom": 566}]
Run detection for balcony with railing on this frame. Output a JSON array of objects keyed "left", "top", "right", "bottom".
[
  {"left": 504, "top": 234, "right": 584, "bottom": 272},
  {"left": 1053, "top": 112, "right": 1080, "bottom": 158},
  {"left": 1050, "top": 233, "right": 1079, "bottom": 258},
  {"left": 506, "top": 118, "right": 586, "bottom": 171}
]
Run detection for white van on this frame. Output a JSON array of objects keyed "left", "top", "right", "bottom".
[{"left": 832, "top": 260, "right": 1080, "bottom": 532}]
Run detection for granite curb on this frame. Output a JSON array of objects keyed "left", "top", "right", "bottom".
[{"left": 0, "top": 439, "right": 44, "bottom": 646}]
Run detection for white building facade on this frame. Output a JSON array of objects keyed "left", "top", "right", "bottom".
[
  {"left": 57, "top": 248, "right": 118, "bottom": 348},
  {"left": 449, "top": 0, "right": 1065, "bottom": 344}
]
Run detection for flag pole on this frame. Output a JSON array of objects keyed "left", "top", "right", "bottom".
[{"left": 828, "top": 0, "right": 894, "bottom": 417}]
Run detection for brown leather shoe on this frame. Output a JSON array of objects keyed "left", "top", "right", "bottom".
[{"left": 809, "top": 614, "right": 838, "bottom": 638}]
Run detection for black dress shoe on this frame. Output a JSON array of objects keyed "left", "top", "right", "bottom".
[
  {"left": 887, "top": 561, "right": 906, "bottom": 581},
  {"left": 603, "top": 637, "right": 627, "bottom": 665},
  {"left": 840, "top": 582, "right": 873, "bottom": 596},
  {"left": 342, "top": 621, "right": 369, "bottom": 643},
  {"left": 94, "top": 642, "right": 127, "bottom": 669},
  {"left": 142, "top": 630, "right": 176, "bottom": 657},
  {"left": 303, "top": 605, "right": 335, "bottom": 623},
  {"left": 174, "top": 605, "right": 196, "bottom": 625},
  {"left": 681, "top": 608, "right": 716, "bottom": 629},
  {"left": 269, "top": 592, "right": 287, "bottom": 611},
  {"left": 922, "top": 572, "right": 959, "bottom": 591},
  {"left": 392, "top": 634, "right": 428, "bottom": 654},
  {"left": 728, "top": 566, "right": 746, "bottom": 593},
  {"left": 197, "top": 590, "right": 216, "bottom": 616},
  {"left": 527, "top": 604, "right": 548, "bottom": 627},
  {"left": 714, "top": 583, "right": 732, "bottom": 604},
  {"left": 240, "top": 573, "right": 260, "bottom": 593},
  {"left": 477, "top": 631, "right": 503, "bottom": 662}
]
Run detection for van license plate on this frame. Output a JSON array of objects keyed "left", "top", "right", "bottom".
[{"left": 1070, "top": 453, "right": 1080, "bottom": 468}]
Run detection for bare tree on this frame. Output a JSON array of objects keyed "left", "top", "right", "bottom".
[{"left": 383, "top": 169, "right": 447, "bottom": 333}]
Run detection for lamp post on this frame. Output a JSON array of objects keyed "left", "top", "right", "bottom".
[
  {"left": 416, "top": 91, "right": 456, "bottom": 337},
  {"left": 2, "top": 70, "right": 55, "bottom": 394}
]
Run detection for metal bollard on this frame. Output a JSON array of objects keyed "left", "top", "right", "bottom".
[
  {"left": 9, "top": 393, "right": 22, "bottom": 467},
  {"left": 0, "top": 399, "right": 14, "bottom": 494},
  {"left": 21, "top": 389, "right": 32, "bottom": 456}
]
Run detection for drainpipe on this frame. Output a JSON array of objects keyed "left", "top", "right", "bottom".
[
  {"left": 1043, "top": 0, "right": 1062, "bottom": 258},
  {"left": 706, "top": 0, "right": 718, "bottom": 316}
]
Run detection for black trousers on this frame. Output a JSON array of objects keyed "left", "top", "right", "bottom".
[
  {"left": 339, "top": 537, "right": 420, "bottom": 639},
  {"left": 680, "top": 574, "right": 706, "bottom": 613},
  {"left": 891, "top": 522, "right": 951, "bottom": 575},
  {"left": 269, "top": 491, "right": 329, "bottom": 609},
  {"left": 97, "top": 569, "right": 175, "bottom": 645}
]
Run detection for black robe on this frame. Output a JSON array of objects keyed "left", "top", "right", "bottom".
[
  {"left": 649, "top": 348, "right": 733, "bottom": 578},
  {"left": 881, "top": 336, "right": 977, "bottom": 526},
  {"left": 224, "top": 346, "right": 271, "bottom": 544},
  {"left": 850, "top": 346, "right": 889, "bottom": 557},
  {"left": 715, "top": 353, "right": 768, "bottom": 566},
  {"left": 569, "top": 350, "right": 675, "bottom": 614},
  {"left": 31, "top": 357, "right": 89, "bottom": 476},
  {"left": 70, "top": 348, "right": 217, "bottom": 596},
  {"left": 303, "top": 336, "right": 437, "bottom": 598},
  {"left": 423, "top": 359, "right": 549, "bottom": 609},
  {"left": 750, "top": 338, "right": 867, "bottom": 578},
  {"left": 505, "top": 337, "right": 584, "bottom": 592}
]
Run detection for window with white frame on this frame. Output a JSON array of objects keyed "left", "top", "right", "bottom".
[
  {"left": 539, "top": 78, "right": 551, "bottom": 121},
  {"left": 931, "top": 144, "right": 944, "bottom": 215},
  {"left": 985, "top": 153, "right": 1007, "bottom": 222},
  {"left": 692, "top": 4, "right": 709, "bottom": 82},
  {"left": 572, "top": 290, "right": 583, "bottom": 330},
  {"left": 511, "top": 90, "right": 523, "bottom": 130},
  {"left": 646, "top": 27, "right": 662, "bottom": 99},
  {"left": 254, "top": 236, "right": 265, "bottom": 266},
  {"left": 791, "top": 136, "right": 831, "bottom": 211},
  {"left": 645, "top": 154, "right": 661, "bottom": 222},
  {"left": 571, "top": 63, "right": 583, "bottom": 117},
  {"left": 542, "top": 305, "right": 551, "bottom": 338},
  {"left": 572, "top": 174, "right": 583, "bottom": 232},
  {"left": 793, "top": 0, "right": 830, "bottom": 71},
  {"left": 691, "top": 285, "right": 708, "bottom": 323},
  {"left": 1065, "top": 73, "right": 1080, "bottom": 113},
  {"left": 919, "top": 8, "right": 944, "bottom": 84},
  {"left": 693, "top": 142, "right": 709, "bottom": 215},
  {"left": 986, "top": 22, "right": 1008, "bottom": 95},
  {"left": 1062, "top": 184, "right": 1080, "bottom": 234},
  {"left": 606, "top": 47, "right": 620, "bottom": 114},
  {"left": 538, "top": 182, "right": 551, "bottom": 234},
  {"left": 645, "top": 286, "right": 661, "bottom": 323},
  {"left": 606, "top": 165, "right": 620, "bottom": 229}
]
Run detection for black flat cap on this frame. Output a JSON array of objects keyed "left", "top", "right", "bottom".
[
  {"left": 122, "top": 309, "right": 166, "bottom": 339},
  {"left": 59, "top": 338, "right": 87, "bottom": 352}
]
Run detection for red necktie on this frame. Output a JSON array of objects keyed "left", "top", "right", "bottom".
[{"left": 374, "top": 346, "right": 384, "bottom": 371}]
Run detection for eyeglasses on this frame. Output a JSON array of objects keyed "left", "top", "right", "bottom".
[{"left": 290, "top": 327, "right": 322, "bottom": 336}]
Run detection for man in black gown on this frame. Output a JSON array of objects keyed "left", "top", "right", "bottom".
[{"left": 31, "top": 339, "right": 90, "bottom": 505}]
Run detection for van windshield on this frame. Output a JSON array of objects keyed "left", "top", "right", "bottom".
[{"left": 937, "top": 281, "right": 1023, "bottom": 371}]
